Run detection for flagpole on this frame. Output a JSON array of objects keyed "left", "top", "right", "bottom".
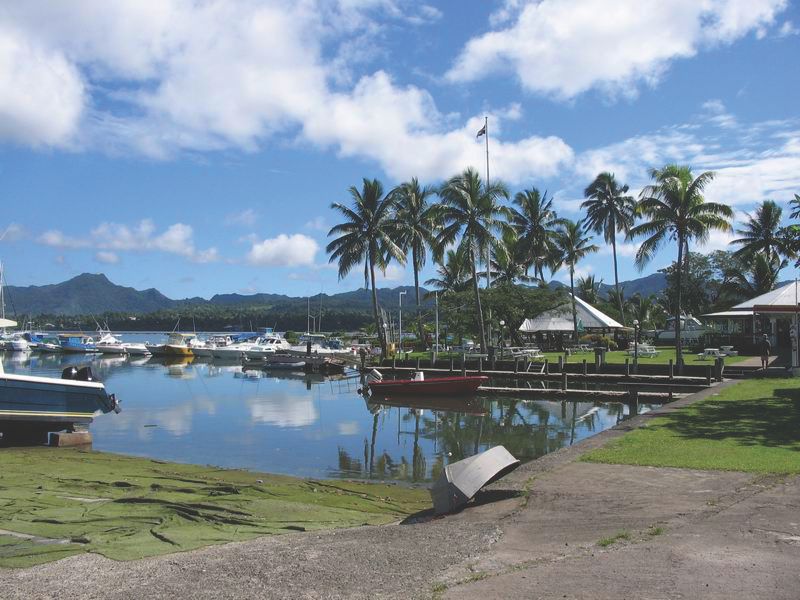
[{"left": 484, "top": 116, "right": 490, "bottom": 291}]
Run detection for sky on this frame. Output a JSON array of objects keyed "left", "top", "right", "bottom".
[{"left": 0, "top": 0, "right": 799, "bottom": 299}]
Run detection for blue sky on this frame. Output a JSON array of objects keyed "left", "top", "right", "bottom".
[{"left": 1, "top": 0, "right": 799, "bottom": 299}]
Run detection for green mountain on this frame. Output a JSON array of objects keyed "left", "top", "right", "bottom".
[{"left": 5, "top": 273, "right": 177, "bottom": 316}]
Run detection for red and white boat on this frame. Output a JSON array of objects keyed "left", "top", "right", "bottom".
[{"left": 367, "top": 371, "right": 487, "bottom": 396}]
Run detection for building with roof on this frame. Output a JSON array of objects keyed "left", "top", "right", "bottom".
[{"left": 702, "top": 281, "right": 799, "bottom": 355}]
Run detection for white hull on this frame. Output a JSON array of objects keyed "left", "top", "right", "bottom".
[
  {"left": 123, "top": 343, "right": 150, "bottom": 356},
  {"left": 97, "top": 344, "right": 127, "bottom": 355},
  {"left": 191, "top": 347, "right": 214, "bottom": 358},
  {"left": 212, "top": 347, "right": 246, "bottom": 360}
]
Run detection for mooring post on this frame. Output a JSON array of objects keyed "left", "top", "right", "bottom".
[
  {"left": 491, "top": 354, "right": 496, "bottom": 371},
  {"left": 415, "top": 357, "right": 420, "bottom": 371},
  {"left": 706, "top": 365, "right": 712, "bottom": 386},
  {"left": 561, "top": 370, "right": 568, "bottom": 390},
  {"left": 669, "top": 359, "right": 674, "bottom": 380},
  {"left": 478, "top": 357, "right": 483, "bottom": 373},
  {"left": 558, "top": 356, "right": 564, "bottom": 373},
  {"left": 449, "top": 357, "right": 454, "bottom": 372},
  {"left": 715, "top": 357, "right": 724, "bottom": 382},
  {"left": 461, "top": 354, "right": 467, "bottom": 377},
  {"left": 625, "top": 358, "right": 630, "bottom": 376},
  {"left": 629, "top": 389, "right": 639, "bottom": 414},
  {"left": 544, "top": 358, "right": 549, "bottom": 375},
  {"left": 514, "top": 358, "right": 519, "bottom": 373},
  {"left": 392, "top": 356, "right": 396, "bottom": 370},
  {"left": 582, "top": 359, "right": 587, "bottom": 376}
]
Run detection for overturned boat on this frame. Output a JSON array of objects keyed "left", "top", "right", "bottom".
[{"left": 430, "top": 446, "right": 521, "bottom": 515}]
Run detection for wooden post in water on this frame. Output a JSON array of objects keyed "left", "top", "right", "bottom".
[
  {"left": 561, "top": 370, "right": 568, "bottom": 390},
  {"left": 544, "top": 359, "right": 549, "bottom": 375},
  {"left": 415, "top": 357, "right": 421, "bottom": 371},
  {"left": 669, "top": 359, "right": 674, "bottom": 380},
  {"left": 514, "top": 358, "right": 519, "bottom": 373},
  {"left": 449, "top": 357, "right": 454, "bottom": 372},
  {"left": 625, "top": 358, "right": 630, "bottom": 376},
  {"left": 558, "top": 356, "right": 564, "bottom": 373},
  {"left": 582, "top": 359, "right": 587, "bottom": 376},
  {"left": 478, "top": 357, "right": 483, "bottom": 373},
  {"left": 629, "top": 388, "right": 639, "bottom": 414}
]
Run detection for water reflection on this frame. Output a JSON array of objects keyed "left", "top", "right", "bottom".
[{"left": 2, "top": 351, "right": 648, "bottom": 483}]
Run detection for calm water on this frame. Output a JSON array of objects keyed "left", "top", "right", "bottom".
[{"left": 3, "top": 334, "right": 649, "bottom": 483}]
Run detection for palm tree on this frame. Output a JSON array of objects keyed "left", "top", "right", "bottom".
[
  {"left": 393, "top": 177, "right": 438, "bottom": 343},
  {"left": 436, "top": 167, "right": 509, "bottom": 352},
  {"left": 576, "top": 274, "right": 601, "bottom": 305},
  {"left": 552, "top": 220, "right": 599, "bottom": 340},
  {"left": 582, "top": 172, "right": 636, "bottom": 323},
  {"left": 731, "top": 200, "right": 791, "bottom": 261},
  {"left": 327, "top": 178, "right": 404, "bottom": 357},
  {"left": 507, "top": 188, "right": 565, "bottom": 281},
  {"left": 482, "top": 230, "right": 536, "bottom": 286},
  {"left": 424, "top": 248, "right": 472, "bottom": 297},
  {"left": 629, "top": 165, "right": 733, "bottom": 368},
  {"left": 625, "top": 293, "right": 658, "bottom": 330},
  {"left": 722, "top": 253, "right": 783, "bottom": 301},
  {"left": 789, "top": 194, "right": 800, "bottom": 220}
]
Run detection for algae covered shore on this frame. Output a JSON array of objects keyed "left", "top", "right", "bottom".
[{"left": 0, "top": 448, "right": 430, "bottom": 568}]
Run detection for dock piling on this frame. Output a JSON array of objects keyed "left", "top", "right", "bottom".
[
  {"left": 561, "top": 370, "right": 568, "bottom": 390},
  {"left": 669, "top": 359, "right": 674, "bottom": 380},
  {"left": 582, "top": 359, "right": 587, "bottom": 376},
  {"left": 625, "top": 358, "right": 630, "bottom": 376}
]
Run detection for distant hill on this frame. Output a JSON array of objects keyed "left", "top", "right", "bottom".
[
  {"left": 3, "top": 274, "right": 430, "bottom": 316},
  {"left": 4, "top": 272, "right": 666, "bottom": 317},
  {"left": 5, "top": 273, "right": 177, "bottom": 316},
  {"left": 547, "top": 272, "right": 667, "bottom": 299}
]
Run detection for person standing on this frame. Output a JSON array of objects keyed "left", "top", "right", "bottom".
[{"left": 760, "top": 334, "right": 772, "bottom": 370}]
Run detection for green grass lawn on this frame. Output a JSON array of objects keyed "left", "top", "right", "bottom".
[
  {"left": 582, "top": 378, "right": 800, "bottom": 474},
  {"left": 0, "top": 448, "right": 429, "bottom": 568}
]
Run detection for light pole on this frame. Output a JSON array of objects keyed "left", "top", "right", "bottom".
[
  {"left": 434, "top": 291, "right": 439, "bottom": 358},
  {"left": 398, "top": 291, "right": 407, "bottom": 355},
  {"left": 499, "top": 320, "right": 505, "bottom": 358},
  {"left": 633, "top": 319, "right": 639, "bottom": 373}
]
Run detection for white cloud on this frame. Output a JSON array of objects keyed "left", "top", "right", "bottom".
[
  {"left": 0, "top": 223, "right": 27, "bottom": 242},
  {"left": 0, "top": 25, "right": 84, "bottom": 147},
  {"left": 247, "top": 233, "right": 319, "bottom": 267},
  {"left": 94, "top": 251, "right": 119, "bottom": 264},
  {"left": 224, "top": 209, "right": 259, "bottom": 227},
  {"left": 447, "top": 0, "right": 787, "bottom": 99},
  {"left": 0, "top": 1, "right": 573, "bottom": 184},
  {"left": 376, "top": 263, "right": 406, "bottom": 282},
  {"left": 778, "top": 20, "right": 799, "bottom": 36},
  {"left": 304, "top": 216, "right": 329, "bottom": 231},
  {"left": 38, "top": 218, "right": 219, "bottom": 262}
]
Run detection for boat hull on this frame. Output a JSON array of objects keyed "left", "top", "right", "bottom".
[
  {"left": 97, "top": 344, "right": 127, "bottom": 355},
  {"left": 369, "top": 376, "right": 488, "bottom": 396},
  {"left": 0, "top": 372, "right": 119, "bottom": 427}
]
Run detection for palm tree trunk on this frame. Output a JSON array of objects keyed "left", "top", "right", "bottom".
[
  {"left": 369, "top": 251, "right": 386, "bottom": 358},
  {"left": 611, "top": 233, "right": 624, "bottom": 324},
  {"left": 412, "top": 246, "right": 424, "bottom": 346},
  {"left": 570, "top": 266, "right": 578, "bottom": 342},
  {"left": 675, "top": 233, "right": 684, "bottom": 373},
  {"left": 470, "top": 250, "right": 488, "bottom": 352}
]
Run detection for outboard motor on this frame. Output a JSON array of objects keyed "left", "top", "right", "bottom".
[{"left": 61, "top": 366, "right": 96, "bottom": 381}]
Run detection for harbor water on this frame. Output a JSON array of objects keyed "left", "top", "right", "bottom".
[{"left": 2, "top": 335, "right": 651, "bottom": 483}]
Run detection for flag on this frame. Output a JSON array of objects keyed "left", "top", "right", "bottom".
[{"left": 476, "top": 123, "right": 486, "bottom": 137}]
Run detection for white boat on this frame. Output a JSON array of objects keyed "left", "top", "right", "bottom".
[
  {"left": 122, "top": 343, "right": 150, "bottom": 356},
  {"left": 211, "top": 343, "right": 250, "bottom": 360},
  {"left": 191, "top": 335, "right": 233, "bottom": 358},
  {"left": 10, "top": 334, "right": 30, "bottom": 352},
  {"left": 243, "top": 335, "right": 290, "bottom": 359},
  {"left": 653, "top": 315, "right": 708, "bottom": 343},
  {"left": 96, "top": 333, "right": 127, "bottom": 355}
]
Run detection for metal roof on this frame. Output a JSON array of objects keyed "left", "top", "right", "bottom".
[{"left": 731, "top": 281, "right": 800, "bottom": 310}]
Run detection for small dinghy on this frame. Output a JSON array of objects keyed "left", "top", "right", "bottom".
[
  {"left": 430, "top": 445, "right": 520, "bottom": 515},
  {"left": 367, "top": 370, "right": 487, "bottom": 396}
]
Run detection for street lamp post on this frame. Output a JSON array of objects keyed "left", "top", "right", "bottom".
[
  {"left": 399, "top": 291, "right": 407, "bottom": 356},
  {"left": 633, "top": 319, "right": 639, "bottom": 373},
  {"left": 499, "top": 319, "right": 505, "bottom": 359}
]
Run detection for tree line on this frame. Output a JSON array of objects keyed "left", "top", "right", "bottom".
[{"left": 327, "top": 164, "right": 800, "bottom": 364}]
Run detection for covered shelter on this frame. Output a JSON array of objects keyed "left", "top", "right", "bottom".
[
  {"left": 518, "top": 295, "right": 623, "bottom": 350},
  {"left": 702, "top": 281, "right": 800, "bottom": 357}
]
